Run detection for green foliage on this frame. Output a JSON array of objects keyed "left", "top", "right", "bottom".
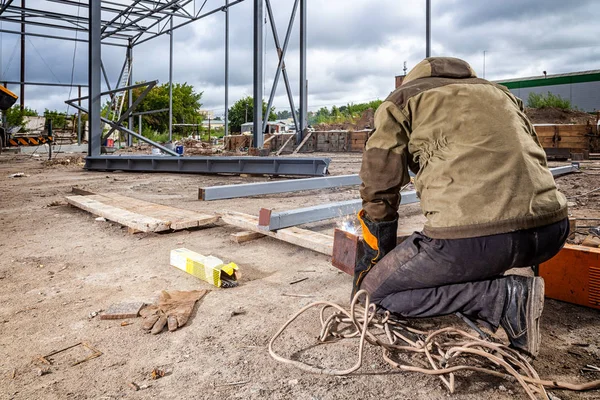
[
  {"left": 526, "top": 92, "right": 572, "bottom": 110},
  {"left": 44, "top": 109, "right": 68, "bottom": 128},
  {"left": 276, "top": 110, "right": 291, "bottom": 120},
  {"left": 124, "top": 82, "right": 203, "bottom": 135},
  {"left": 228, "top": 96, "right": 277, "bottom": 133},
  {"left": 4, "top": 105, "right": 37, "bottom": 129},
  {"left": 308, "top": 100, "right": 383, "bottom": 125}
]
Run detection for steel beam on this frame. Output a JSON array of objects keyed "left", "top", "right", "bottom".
[
  {"left": 550, "top": 164, "right": 579, "bottom": 177},
  {"left": 426, "top": 0, "right": 431, "bottom": 58},
  {"left": 168, "top": 15, "right": 174, "bottom": 142},
  {"left": 252, "top": 0, "right": 263, "bottom": 148},
  {"left": 259, "top": 190, "right": 419, "bottom": 231},
  {"left": 298, "top": 0, "right": 307, "bottom": 143},
  {"left": 224, "top": 0, "right": 229, "bottom": 136},
  {"left": 258, "top": 165, "right": 578, "bottom": 231},
  {"left": 127, "top": 40, "right": 133, "bottom": 146},
  {"left": 84, "top": 156, "right": 331, "bottom": 177},
  {"left": 88, "top": 0, "right": 101, "bottom": 157},
  {"left": 199, "top": 174, "right": 361, "bottom": 200}
]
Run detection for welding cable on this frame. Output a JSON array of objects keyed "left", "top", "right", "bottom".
[{"left": 269, "top": 290, "right": 600, "bottom": 399}]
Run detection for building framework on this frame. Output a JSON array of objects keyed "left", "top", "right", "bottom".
[{"left": 0, "top": 0, "right": 311, "bottom": 173}]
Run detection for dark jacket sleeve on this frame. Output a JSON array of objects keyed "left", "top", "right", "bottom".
[{"left": 359, "top": 101, "right": 412, "bottom": 222}]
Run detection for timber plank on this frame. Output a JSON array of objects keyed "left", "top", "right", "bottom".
[
  {"left": 66, "top": 195, "right": 171, "bottom": 232},
  {"left": 221, "top": 212, "right": 333, "bottom": 255},
  {"left": 230, "top": 231, "right": 266, "bottom": 244},
  {"left": 67, "top": 193, "right": 219, "bottom": 232},
  {"left": 95, "top": 193, "right": 219, "bottom": 229}
]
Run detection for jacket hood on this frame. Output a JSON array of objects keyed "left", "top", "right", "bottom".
[{"left": 403, "top": 57, "right": 477, "bottom": 84}]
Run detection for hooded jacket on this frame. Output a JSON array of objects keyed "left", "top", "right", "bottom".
[{"left": 360, "top": 57, "right": 567, "bottom": 239}]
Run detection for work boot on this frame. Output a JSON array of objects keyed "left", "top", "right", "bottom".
[{"left": 500, "top": 275, "right": 545, "bottom": 357}]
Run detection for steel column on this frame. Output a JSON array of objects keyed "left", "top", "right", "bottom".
[
  {"left": 298, "top": 0, "right": 307, "bottom": 143},
  {"left": 253, "top": 0, "right": 264, "bottom": 148},
  {"left": 224, "top": 0, "right": 229, "bottom": 136},
  {"left": 77, "top": 85, "right": 81, "bottom": 145},
  {"left": 127, "top": 40, "right": 133, "bottom": 146},
  {"left": 168, "top": 16, "right": 174, "bottom": 142},
  {"left": 88, "top": 0, "right": 101, "bottom": 156},
  {"left": 426, "top": 0, "right": 431, "bottom": 58},
  {"left": 19, "top": 0, "right": 24, "bottom": 110},
  {"left": 199, "top": 174, "right": 362, "bottom": 201}
]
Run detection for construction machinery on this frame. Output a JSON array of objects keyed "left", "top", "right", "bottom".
[{"left": 0, "top": 86, "right": 55, "bottom": 152}]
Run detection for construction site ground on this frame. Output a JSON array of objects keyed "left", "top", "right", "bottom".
[{"left": 1, "top": 151, "right": 599, "bottom": 400}]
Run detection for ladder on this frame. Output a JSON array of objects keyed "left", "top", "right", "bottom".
[{"left": 103, "top": 61, "right": 130, "bottom": 142}]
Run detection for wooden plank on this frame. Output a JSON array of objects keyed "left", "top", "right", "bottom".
[
  {"left": 275, "top": 133, "right": 296, "bottom": 156},
  {"left": 292, "top": 130, "right": 314, "bottom": 154},
  {"left": 221, "top": 212, "right": 333, "bottom": 255},
  {"left": 67, "top": 193, "right": 219, "bottom": 232},
  {"left": 66, "top": 195, "right": 171, "bottom": 232},
  {"left": 230, "top": 231, "right": 265, "bottom": 244},
  {"left": 94, "top": 193, "right": 219, "bottom": 230}
]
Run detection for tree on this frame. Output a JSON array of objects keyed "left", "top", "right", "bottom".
[
  {"left": 276, "top": 109, "right": 291, "bottom": 120},
  {"left": 228, "top": 96, "right": 277, "bottom": 133},
  {"left": 5, "top": 105, "right": 37, "bottom": 130},
  {"left": 124, "top": 82, "right": 203, "bottom": 134}
]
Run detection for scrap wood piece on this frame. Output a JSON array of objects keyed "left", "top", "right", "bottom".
[
  {"left": 221, "top": 212, "right": 333, "bottom": 256},
  {"left": 66, "top": 193, "right": 218, "bottom": 233},
  {"left": 230, "top": 231, "right": 265, "bottom": 244},
  {"left": 292, "top": 130, "right": 314, "bottom": 154},
  {"left": 100, "top": 302, "right": 145, "bottom": 320},
  {"left": 275, "top": 133, "right": 296, "bottom": 156}
]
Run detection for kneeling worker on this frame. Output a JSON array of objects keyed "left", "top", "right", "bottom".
[{"left": 354, "top": 57, "right": 568, "bottom": 357}]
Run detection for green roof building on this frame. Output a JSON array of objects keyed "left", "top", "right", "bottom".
[{"left": 495, "top": 70, "right": 600, "bottom": 112}]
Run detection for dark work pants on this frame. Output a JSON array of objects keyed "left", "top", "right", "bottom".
[{"left": 360, "top": 218, "right": 569, "bottom": 329}]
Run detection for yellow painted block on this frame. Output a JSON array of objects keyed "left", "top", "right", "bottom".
[{"left": 170, "top": 248, "right": 239, "bottom": 288}]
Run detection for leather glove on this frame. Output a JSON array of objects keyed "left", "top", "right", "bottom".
[
  {"left": 140, "top": 290, "right": 208, "bottom": 334},
  {"left": 352, "top": 210, "right": 398, "bottom": 298}
]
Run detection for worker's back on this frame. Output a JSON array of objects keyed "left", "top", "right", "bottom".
[{"left": 360, "top": 57, "right": 567, "bottom": 239}]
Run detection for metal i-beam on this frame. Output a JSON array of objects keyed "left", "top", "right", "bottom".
[
  {"left": 255, "top": 164, "right": 578, "bottom": 231},
  {"left": 253, "top": 0, "right": 263, "bottom": 148},
  {"left": 83, "top": 156, "right": 331, "bottom": 177},
  {"left": 199, "top": 174, "right": 362, "bottom": 200},
  {"left": 259, "top": 191, "right": 419, "bottom": 231}
]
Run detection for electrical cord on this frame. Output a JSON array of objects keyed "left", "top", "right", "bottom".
[{"left": 269, "top": 290, "right": 600, "bottom": 399}]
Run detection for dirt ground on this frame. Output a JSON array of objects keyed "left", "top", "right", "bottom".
[{"left": 0, "top": 151, "right": 599, "bottom": 400}]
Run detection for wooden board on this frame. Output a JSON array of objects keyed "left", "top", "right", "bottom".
[
  {"left": 230, "top": 231, "right": 265, "bottom": 244},
  {"left": 67, "top": 193, "right": 219, "bottom": 232},
  {"left": 221, "top": 212, "right": 334, "bottom": 255}
]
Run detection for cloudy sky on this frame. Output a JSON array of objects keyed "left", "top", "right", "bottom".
[{"left": 1, "top": 0, "right": 599, "bottom": 116}]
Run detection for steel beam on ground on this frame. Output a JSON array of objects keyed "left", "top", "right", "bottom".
[
  {"left": 257, "top": 164, "right": 577, "bottom": 231},
  {"left": 199, "top": 174, "right": 362, "bottom": 201},
  {"left": 84, "top": 156, "right": 330, "bottom": 177},
  {"left": 550, "top": 164, "right": 579, "bottom": 177},
  {"left": 259, "top": 190, "right": 418, "bottom": 231}
]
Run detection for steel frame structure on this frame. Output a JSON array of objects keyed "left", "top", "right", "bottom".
[{"left": 0, "top": 0, "right": 310, "bottom": 157}]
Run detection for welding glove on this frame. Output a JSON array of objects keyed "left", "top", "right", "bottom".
[
  {"left": 352, "top": 210, "right": 398, "bottom": 299},
  {"left": 140, "top": 290, "right": 208, "bottom": 334}
]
